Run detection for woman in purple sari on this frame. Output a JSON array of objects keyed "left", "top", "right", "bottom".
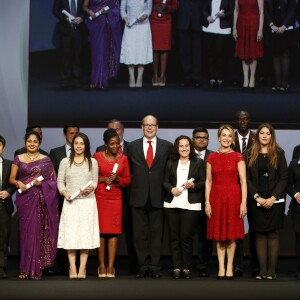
[
  {"left": 9, "top": 131, "right": 59, "bottom": 280},
  {"left": 83, "top": 0, "right": 122, "bottom": 89}
]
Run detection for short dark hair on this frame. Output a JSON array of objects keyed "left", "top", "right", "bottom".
[
  {"left": 63, "top": 124, "right": 80, "bottom": 134},
  {"left": 0, "top": 136, "right": 6, "bottom": 147},
  {"left": 108, "top": 119, "right": 124, "bottom": 129},
  {"left": 26, "top": 125, "right": 42, "bottom": 133},
  {"left": 103, "top": 128, "right": 118, "bottom": 144},
  {"left": 236, "top": 110, "right": 250, "bottom": 119},
  {"left": 193, "top": 127, "right": 209, "bottom": 137},
  {"left": 170, "top": 135, "right": 197, "bottom": 161},
  {"left": 24, "top": 131, "right": 41, "bottom": 143}
]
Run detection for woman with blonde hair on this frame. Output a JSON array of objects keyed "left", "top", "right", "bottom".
[
  {"left": 246, "top": 123, "right": 288, "bottom": 280},
  {"left": 205, "top": 124, "right": 247, "bottom": 279}
]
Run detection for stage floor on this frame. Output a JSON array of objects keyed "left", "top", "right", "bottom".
[
  {"left": 28, "top": 51, "right": 300, "bottom": 129},
  {"left": 2, "top": 256, "right": 300, "bottom": 300}
]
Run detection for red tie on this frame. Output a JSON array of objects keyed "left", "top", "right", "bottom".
[
  {"left": 146, "top": 141, "right": 153, "bottom": 168},
  {"left": 118, "top": 146, "right": 123, "bottom": 154}
]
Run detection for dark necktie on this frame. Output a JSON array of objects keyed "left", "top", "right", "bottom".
[
  {"left": 242, "top": 137, "right": 247, "bottom": 156},
  {"left": 146, "top": 141, "right": 153, "bottom": 168},
  {"left": 70, "top": 0, "right": 77, "bottom": 16}
]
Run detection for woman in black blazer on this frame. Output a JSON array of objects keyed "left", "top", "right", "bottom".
[
  {"left": 202, "top": 0, "right": 235, "bottom": 88},
  {"left": 265, "top": 0, "right": 296, "bottom": 91},
  {"left": 246, "top": 123, "right": 288, "bottom": 280},
  {"left": 287, "top": 153, "right": 300, "bottom": 280},
  {"left": 163, "top": 135, "right": 205, "bottom": 279}
]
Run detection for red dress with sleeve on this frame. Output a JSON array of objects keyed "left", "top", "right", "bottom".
[
  {"left": 93, "top": 152, "right": 131, "bottom": 234},
  {"left": 207, "top": 152, "right": 245, "bottom": 241},
  {"left": 150, "top": 0, "right": 178, "bottom": 50}
]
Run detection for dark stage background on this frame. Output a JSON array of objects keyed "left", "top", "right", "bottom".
[{"left": 28, "top": 1, "right": 300, "bottom": 129}]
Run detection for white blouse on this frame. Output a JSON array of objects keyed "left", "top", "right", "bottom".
[
  {"left": 202, "top": 0, "right": 231, "bottom": 35},
  {"left": 164, "top": 160, "right": 201, "bottom": 211}
]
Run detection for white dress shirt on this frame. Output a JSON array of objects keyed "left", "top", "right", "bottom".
[
  {"left": 143, "top": 136, "right": 157, "bottom": 159},
  {"left": 237, "top": 131, "right": 250, "bottom": 152}
]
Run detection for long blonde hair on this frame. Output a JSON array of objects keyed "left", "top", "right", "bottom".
[{"left": 248, "top": 123, "right": 282, "bottom": 168}]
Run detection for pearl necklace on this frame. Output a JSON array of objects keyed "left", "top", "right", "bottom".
[{"left": 26, "top": 153, "right": 39, "bottom": 161}]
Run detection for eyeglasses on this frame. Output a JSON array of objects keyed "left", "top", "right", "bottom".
[
  {"left": 193, "top": 136, "right": 209, "bottom": 140},
  {"left": 143, "top": 124, "right": 157, "bottom": 128}
]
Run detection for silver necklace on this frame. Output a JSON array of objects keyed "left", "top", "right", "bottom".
[{"left": 74, "top": 158, "right": 85, "bottom": 166}]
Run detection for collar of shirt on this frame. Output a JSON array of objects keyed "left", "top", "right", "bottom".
[
  {"left": 195, "top": 149, "right": 206, "bottom": 157},
  {"left": 143, "top": 136, "right": 157, "bottom": 157},
  {"left": 237, "top": 131, "right": 250, "bottom": 143},
  {"left": 0, "top": 157, "right": 3, "bottom": 163},
  {"left": 143, "top": 136, "right": 157, "bottom": 145}
]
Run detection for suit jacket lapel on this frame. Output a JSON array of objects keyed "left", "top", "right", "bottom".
[
  {"left": 2, "top": 159, "right": 9, "bottom": 186},
  {"left": 152, "top": 138, "right": 164, "bottom": 167},
  {"left": 188, "top": 159, "right": 196, "bottom": 180},
  {"left": 136, "top": 139, "right": 147, "bottom": 167},
  {"left": 64, "top": 0, "right": 70, "bottom": 11},
  {"left": 59, "top": 146, "right": 67, "bottom": 160}
]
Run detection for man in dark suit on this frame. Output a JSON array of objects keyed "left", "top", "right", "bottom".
[
  {"left": 293, "top": 145, "right": 300, "bottom": 160},
  {"left": 49, "top": 123, "right": 79, "bottom": 274},
  {"left": 14, "top": 125, "right": 48, "bottom": 157},
  {"left": 96, "top": 119, "right": 137, "bottom": 274},
  {"left": 49, "top": 124, "right": 79, "bottom": 174},
  {"left": 0, "top": 136, "right": 16, "bottom": 279},
  {"left": 96, "top": 119, "right": 129, "bottom": 154},
  {"left": 128, "top": 115, "right": 172, "bottom": 278},
  {"left": 192, "top": 127, "right": 214, "bottom": 277},
  {"left": 53, "top": 0, "right": 85, "bottom": 88},
  {"left": 233, "top": 110, "right": 256, "bottom": 277},
  {"left": 287, "top": 153, "right": 300, "bottom": 279},
  {"left": 177, "top": 0, "right": 203, "bottom": 86}
]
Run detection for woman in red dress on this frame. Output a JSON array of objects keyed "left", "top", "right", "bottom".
[
  {"left": 233, "top": 0, "right": 264, "bottom": 88},
  {"left": 93, "top": 128, "right": 131, "bottom": 278},
  {"left": 150, "top": 0, "right": 178, "bottom": 86},
  {"left": 205, "top": 125, "right": 247, "bottom": 279}
]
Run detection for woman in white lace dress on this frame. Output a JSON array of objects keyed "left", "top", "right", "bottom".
[
  {"left": 120, "top": 0, "right": 153, "bottom": 87},
  {"left": 57, "top": 133, "right": 100, "bottom": 279}
]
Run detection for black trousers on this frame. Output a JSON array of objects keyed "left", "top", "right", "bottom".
[
  {"left": 204, "top": 32, "right": 231, "bottom": 80},
  {"left": 196, "top": 211, "right": 213, "bottom": 270},
  {"left": 122, "top": 201, "right": 138, "bottom": 272},
  {"left": 132, "top": 206, "right": 163, "bottom": 271},
  {"left": 165, "top": 208, "right": 199, "bottom": 270},
  {"left": 178, "top": 28, "right": 202, "bottom": 82},
  {"left": 0, "top": 206, "right": 10, "bottom": 268},
  {"left": 60, "top": 27, "right": 83, "bottom": 83}
]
